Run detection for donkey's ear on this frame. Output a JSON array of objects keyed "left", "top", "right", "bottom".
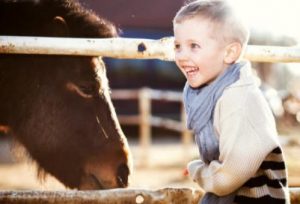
[{"left": 50, "top": 16, "right": 70, "bottom": 37}]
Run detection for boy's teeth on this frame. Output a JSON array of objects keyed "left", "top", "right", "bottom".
[{"left": 185, "top": 67, "right": 198, "bottom": 75}]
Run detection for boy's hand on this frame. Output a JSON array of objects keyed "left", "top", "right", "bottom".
[{"left": 187, "top": 159, "right": 205, "bottom": 181}]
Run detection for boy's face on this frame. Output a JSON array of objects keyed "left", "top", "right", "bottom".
[{"left": 174, "top": 17, "right": 229, "bottom": 88}]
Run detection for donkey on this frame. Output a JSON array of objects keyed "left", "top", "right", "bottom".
[{"left": 0, "top": 0, "right": 132, "bottom": 190}]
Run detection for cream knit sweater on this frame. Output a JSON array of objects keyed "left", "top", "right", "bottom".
[{"left": 187, "top": 63, "right": 289, "bottom": 203}]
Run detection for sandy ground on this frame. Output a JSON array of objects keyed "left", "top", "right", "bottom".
[
  {"left": 0, "top": 138, "right": 199, "bottom": 190},
  {"left": 0, "top": 135, "right": 300, "bottom": 191}
]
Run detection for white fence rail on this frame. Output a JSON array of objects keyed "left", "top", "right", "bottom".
[
  {"left": 0, "top": 188, "right": 202, "bottom": 204},
  {"left": 1, "top": 188, "right": 300, "bottom": 204},
  {"left": 1, "top": 36, "right": 300, "bottom": 62}
]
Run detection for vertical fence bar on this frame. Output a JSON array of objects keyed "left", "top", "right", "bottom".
[{"left": 139, "top": 88, "right": 151, "bottom": 166}]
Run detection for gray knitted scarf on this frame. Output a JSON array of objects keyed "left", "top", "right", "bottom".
[{"left": 183, "top": 62, "right": 244, "bottom": 204}]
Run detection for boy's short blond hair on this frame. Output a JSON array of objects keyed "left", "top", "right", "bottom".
[{"left": 173, "top": 0, "right": 249, "bottom": 49}]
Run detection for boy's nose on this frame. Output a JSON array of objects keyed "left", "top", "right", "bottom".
[{"left": 175, "top": 50, "right": 188, "bottom": 61}]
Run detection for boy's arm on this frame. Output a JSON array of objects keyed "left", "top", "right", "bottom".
[{"left": 187, "top": 89, "right": 279, "bottom": 196}]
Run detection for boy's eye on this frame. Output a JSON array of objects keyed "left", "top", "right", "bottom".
[
  {"left": 191, "top": 43, "right": 200, "bottom": 49},
  {"left": 174, "top": 44, "right": 180, "bottom": 50}
]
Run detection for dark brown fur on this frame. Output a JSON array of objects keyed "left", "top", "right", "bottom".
[{"left": 0, "top": 0, "right": 132, "bottom": 189}]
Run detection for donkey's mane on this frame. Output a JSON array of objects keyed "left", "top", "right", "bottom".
[{"left": 0, "top": 0, "right": 118, "bottom": 38}]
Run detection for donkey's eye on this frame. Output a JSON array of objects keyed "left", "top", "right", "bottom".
[
  {"left": 78, "top": 81, "right": 100, "bottom": 95},
  {"left": 66, "top": 82, "right": 98, "bottom": 99},
  {"left": 79, "top": 84, "right": 96, "bottom": 95}
]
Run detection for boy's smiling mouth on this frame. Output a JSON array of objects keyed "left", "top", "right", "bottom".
[{"left": 182, "top": 66, "right": 199, "bottom": 77}]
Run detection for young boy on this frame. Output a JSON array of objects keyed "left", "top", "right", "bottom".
[{"left": 173, "top": 0, "right": 289, "bottom": 203}]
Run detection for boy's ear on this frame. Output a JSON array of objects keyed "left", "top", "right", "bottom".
[{"left": 224, "top": 42, "right": 242, "bottom": 64}]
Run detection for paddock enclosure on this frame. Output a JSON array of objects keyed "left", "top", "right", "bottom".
[{"left": 1, "top": 35, "right": 300, "bottom": 203}]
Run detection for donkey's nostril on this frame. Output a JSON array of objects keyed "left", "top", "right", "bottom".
[{"left": 116, "top": 163, "right": 130, "bottom": 187}]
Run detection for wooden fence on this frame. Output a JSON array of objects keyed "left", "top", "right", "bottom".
[
  {"left": 1, "top": 36, "right": 300, "bottom": 203},
  {"left": 111, "top": 88, "right": 192, "bottom": 166},
  {"left": 1, "top": 188, "right": 300, "bottom": 204}
]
